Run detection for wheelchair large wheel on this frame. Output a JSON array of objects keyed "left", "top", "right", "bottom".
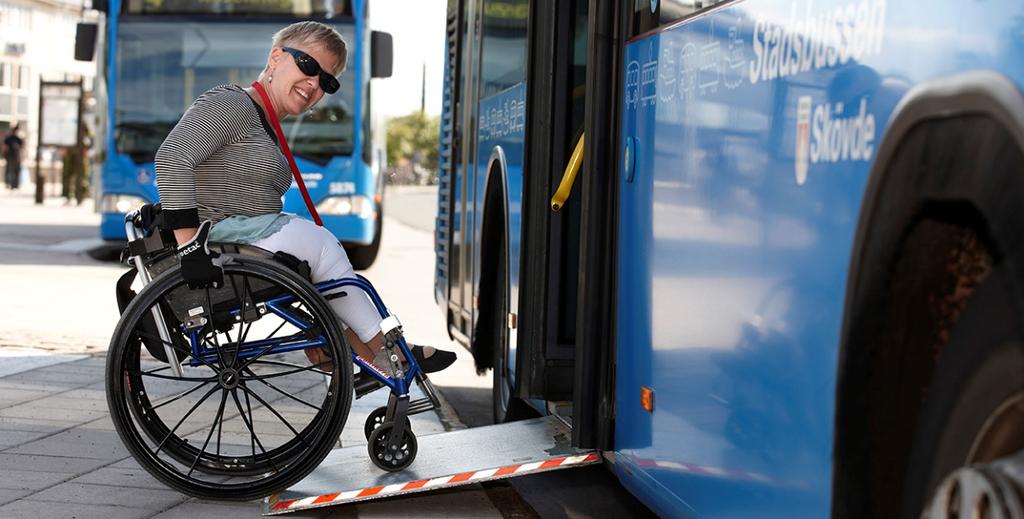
[{"left": 106, "top": 255, "right": 352, "bottom": 501}]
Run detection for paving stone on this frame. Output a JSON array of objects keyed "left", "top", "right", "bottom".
[
  {"left": 0, "top": 404, "right": 109, "bottom": 423},
  {"left": 0, "top": 488, "right": 33, "bottom": 506},
  {"left": 0, "top": 416, "right": 75, "bottom": 433},
  {"left": 31, "top": 396, "right": 110, "bottom": 412},
  {"left": 71, "top": 467, "right": 171, "bottom": 491},
  {"left": 7, "top": 429, "right": 128, "bottom": 460},
  {"left": 0, "top": 453, "right": 113, "bottom": 473},
  {"left": 0, "top": 429, "right": 52, "bottom": 449},
  {"left": 58, "top": 388, "right": 108, "bottom": 401},
  {"left": 27, "top": 482, "right": 188, "bottom": 510},
  {"left": 0, "top": 499, "right": 152, "bottom": 519},
  {"left": 0, "top": 389, "right": 50, "bottom": 406},
  {"left": 0, "top": 469, "right": 74, "bottom": 491}
]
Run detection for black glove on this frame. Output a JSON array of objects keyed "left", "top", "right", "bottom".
[{"left": 178, "top": 220, "right": 222, "bottom": 289}]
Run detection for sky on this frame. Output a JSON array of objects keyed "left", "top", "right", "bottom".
[{"left": 369, "top": 0, "right": 446, "bottom": 119}]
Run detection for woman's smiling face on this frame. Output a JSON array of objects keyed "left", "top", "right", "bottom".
[{"left": 267, "top": 45, "right": 340, "bottom": 117}]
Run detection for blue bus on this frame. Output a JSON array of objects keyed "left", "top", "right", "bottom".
[
  {"left": 436, "top": 0, "right": 1024, "bottom": 516},
  {"left": 82, "top": 0, "right": 391, "bottom": 268}
]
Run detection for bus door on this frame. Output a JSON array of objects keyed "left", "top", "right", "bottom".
[
  {"left": 517, "top": 0, "right": 623, "bottom": 452},
  {"left": 516, "top": 0, "right": 590, "bottom": 419}
]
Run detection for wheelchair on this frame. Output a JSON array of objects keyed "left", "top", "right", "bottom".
[{"left": 106, "top": 206, "right": 441, "bottom": 501}]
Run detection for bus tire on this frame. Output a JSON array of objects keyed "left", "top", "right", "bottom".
[
  {"left": 489, "top": 227, "right": 532, "bottom": 423},
  {"left": 900, "top": 267, "right": 1024, "bottom": 518},
  {"left": 349, "top": 206, "right": 382, "bottom": 270}
]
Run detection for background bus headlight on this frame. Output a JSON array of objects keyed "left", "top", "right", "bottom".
[
  {"left": 100, "top": 194, "right": 148, "bottom": 213},
  {"left": 316, "top": 195, "right": 375, "bottom": 218}
]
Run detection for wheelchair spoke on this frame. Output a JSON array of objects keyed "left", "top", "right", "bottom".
[
  {"left": 187, "top": 389, "right": 229, "bottom": 478},
  {"left": 241, "top": 367, "right": 322, "bottom": 411},
  {"left": 230, "top": 388, "right": 278, "bottom": 473},
  {"left": 151, "top": 381, "right": 213, "bottom": 411},
  {"left": 237, "top": 383, "right": 309, "bottom": 447},
  {"left": 138, "top": 370, "right": 214, "bottom": 383},
  {"left": 153, "top": 384, "right": 220, "bottom": 456},
  {"left": 133, "top": 330, "right": 220, "bottom": 373},
  {"left": 246, "top": 358, "right": 331, "bottom": 377}
]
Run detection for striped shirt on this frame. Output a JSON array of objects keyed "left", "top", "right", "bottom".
[{"left": 155, "top": 84, "right": 291, "bottom": 230}]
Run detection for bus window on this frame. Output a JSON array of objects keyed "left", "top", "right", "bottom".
[
  {"left": 480, "top": 0, "right": 528, "bottom": 98},
  {"left": 628, "top": 0, "right": 731, "bottom": 38}
]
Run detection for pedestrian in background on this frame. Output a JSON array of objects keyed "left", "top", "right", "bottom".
[
  {"left": 2, "top": 124, "right": 24, "bottom": 190},
  {"left": 61, "top": 128, "right": 91, "bottom": 205}
]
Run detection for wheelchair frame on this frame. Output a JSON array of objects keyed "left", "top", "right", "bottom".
[{"left": 120, "top": 208, "right": 441, "bottom": 477}]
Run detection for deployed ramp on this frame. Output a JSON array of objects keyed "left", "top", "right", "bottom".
[{"left": 264, "top": 415, "right": 598, "bottom": 515}]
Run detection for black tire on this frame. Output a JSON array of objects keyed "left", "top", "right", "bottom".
[
  {"left": 364, "top": 406, "right": 410, "bottom": 440},
  {"left": 367, "top": 422, "right": 417, "bottom": 472},
  {"left": 900, "top": 269, "right": 1024, "bottom": 518},
  {"left": 106, "top": 255, "right": 352, "bottom": 501},
  {"left": 489, "top": 231, "right": 532, "bottom": 423},
  {"left": 349, "top": 206, "right": 382, "bottom": 270}
]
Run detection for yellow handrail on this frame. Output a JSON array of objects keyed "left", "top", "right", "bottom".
[{"left": 550, "top": 133, "right": 585, "bottom": 212}]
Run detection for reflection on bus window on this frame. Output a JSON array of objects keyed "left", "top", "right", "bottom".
[
  {"left": 480, "top": 0, "right": 528, "bottom": 97},
  {"left": 115, "top": 21, "right": 355, "bottom": 164},
  {"left": 628, "top": 0, "right": 729, "bottom": 38}
]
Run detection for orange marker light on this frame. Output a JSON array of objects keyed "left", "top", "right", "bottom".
[{"left": 640, "top": 386, "right": 654, "bottom": 413}]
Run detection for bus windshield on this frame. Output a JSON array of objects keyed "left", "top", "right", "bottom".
[{"left": 115, "top": 20, "right": 356, "bottom": 164}]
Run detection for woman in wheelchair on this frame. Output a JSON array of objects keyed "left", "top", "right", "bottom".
[
  {"left": 106, "top": 21, "right": 454, "bottom": 500},
  {"left": 155, "top": 21, "right": 455, "bottom": 376}
]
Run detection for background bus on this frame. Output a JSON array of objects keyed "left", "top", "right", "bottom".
[
  {"left": 437, "top": 0, "right": 1024, "bottom": 517},
  {"left": 81, "top": 0, "right": 391, "bottom": 269}
]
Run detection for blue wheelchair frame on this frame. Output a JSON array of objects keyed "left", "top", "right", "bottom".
[{"left": 185, "top": 273, "right": 422, "bottom": 396}]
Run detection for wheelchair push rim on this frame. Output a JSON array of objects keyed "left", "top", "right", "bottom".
[{"left": 106, "top": 256, "right": 352, "bottom": 501}]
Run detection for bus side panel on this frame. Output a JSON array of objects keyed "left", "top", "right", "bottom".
[{"left": 614, "top": 0, "right": 1024, "bottom": 516}]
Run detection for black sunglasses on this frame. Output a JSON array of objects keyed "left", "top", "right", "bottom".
[{"left": 281, "top": 47, "right": 340, "bottom": 94}]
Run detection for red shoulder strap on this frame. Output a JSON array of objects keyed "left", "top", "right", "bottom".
[{"left": 251, "top": 81, "right": 323, "bottom": 226}]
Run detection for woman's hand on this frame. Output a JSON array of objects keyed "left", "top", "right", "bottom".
[{"left": 177, "top": 221, "right": 222, "bottom": 289}]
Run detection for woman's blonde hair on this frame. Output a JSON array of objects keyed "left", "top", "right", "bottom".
[{"left": 272, "top": 21, "right": 348, "bottom": 75}]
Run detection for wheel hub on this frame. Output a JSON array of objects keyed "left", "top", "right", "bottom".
[{"left": 218, "top": 368, "right": 241, "bottom": 389}]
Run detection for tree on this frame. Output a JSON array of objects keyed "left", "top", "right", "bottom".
[{"left": 386, "top": 111, "right": 440, "bottom": 172}]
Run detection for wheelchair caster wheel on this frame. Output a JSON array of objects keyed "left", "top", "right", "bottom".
[
  {"left": 368, "top": 422, "right": 417, "bottom": 472},
  {"left": 364, "top": 407, "right": 412, "bottom": 440}
]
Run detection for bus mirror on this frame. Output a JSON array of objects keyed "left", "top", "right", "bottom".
[
  {"left": 371, "top": 31, "right": 393, "bottom": 79},
  {"left": 75, "top": 23, "right": 98, "bottom": 62}
]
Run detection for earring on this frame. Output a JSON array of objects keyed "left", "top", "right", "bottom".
[{"left": 268, "top": 74, "right": 273, "bottom": 84}]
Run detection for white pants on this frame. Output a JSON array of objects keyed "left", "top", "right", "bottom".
[{"left": 252, "top": 217, "right": 381, "bottom": 343}]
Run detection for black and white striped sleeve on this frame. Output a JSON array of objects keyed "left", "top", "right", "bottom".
[{"left": 155, "top": 90, "right": 253, "bottom": 229}]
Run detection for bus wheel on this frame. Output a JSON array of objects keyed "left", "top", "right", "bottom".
[
  {"left": 490, "top": 229, "right": 532, "bottom": 423},
  {"left": 902, "top": 268, "right": 1024, "bottom": 518},
  {"left": 349, "top": 206, "right": 382, "bottom": 270}
]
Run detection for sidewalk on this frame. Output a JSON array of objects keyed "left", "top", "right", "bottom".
[{"left": 0, "top": 351, "right": 492, "bottom": 518}]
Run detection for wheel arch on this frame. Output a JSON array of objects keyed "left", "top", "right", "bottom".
[
  {"left": 833, "top": 71, "right": 1024, "bottom": 518},
  {"left": 471, "top": 145, "right": 511, "bottom": 372}
]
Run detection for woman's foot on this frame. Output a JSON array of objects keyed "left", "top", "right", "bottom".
[
  {"left": 303, "top": 347, "right": 334, "bottom": 372},
  {"left": 410, "top": 345, "right": 457, "bottom": 373}
]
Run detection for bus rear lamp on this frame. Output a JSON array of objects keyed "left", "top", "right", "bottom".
[
  {"left": 316, "top": 195, "right": 375, "bottom": 218},
  {"left": 100, "top": 194, "right": 148, "bottom": 214}
]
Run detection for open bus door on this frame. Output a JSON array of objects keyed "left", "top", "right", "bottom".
[{"left": 264, "top": 0, "right": 624, "bottom": 513}]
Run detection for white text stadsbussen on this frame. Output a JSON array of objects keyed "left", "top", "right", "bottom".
[{"left": 750, "top": 0, "right": 886, "bottom": 84}]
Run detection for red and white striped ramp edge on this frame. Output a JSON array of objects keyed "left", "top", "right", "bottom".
[{"left": 266, "top": 452, "right": 600, "bottom": 514}]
